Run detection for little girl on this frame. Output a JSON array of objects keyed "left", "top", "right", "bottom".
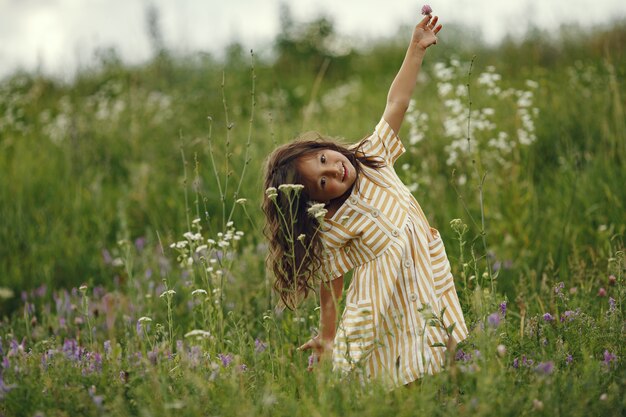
[{"left": 262, "top": 13, "right": 468, "bottom": 388}]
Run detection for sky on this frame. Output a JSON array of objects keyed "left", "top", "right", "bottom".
[{"left": 1, "top": 0, "right": 624, "bottom": 80}]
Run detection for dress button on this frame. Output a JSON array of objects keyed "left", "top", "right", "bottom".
[
  {"left": 404, "top": 260, "right": 412, "bottom": 268},
  {"left": 409, "top": 293, "right": 418, "bottom": 302},
  {"left": 392, "top": 229, "right": 399, "bottom": 237},
  {"left": 371, "top": 209, "right": 380, "bottom": 218},
  {"left": 349, "top": 197, "right": 358, "bottom": 205}
]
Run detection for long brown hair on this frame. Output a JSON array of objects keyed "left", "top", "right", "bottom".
[{"left": 262, "top": 132, "right": 385, "bottom": 311}]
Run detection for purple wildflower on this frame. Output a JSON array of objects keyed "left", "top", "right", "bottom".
[
  {"left": 308, "top": 354, "right": 317, "bottom": 369},
  {"left": 104, "top": 340, "right": 111, "bottom": 357},
  {"left": 134, "top": 237, "right": 146, "bottom": 252},
  {"left": 543, "top": 313, "right": 553, "bottom": 322},
  {"left": 189, "top": 346, "right": 201, "bottom": 368},
  {"left": 602, "top": 350, "right": 617, "bottom": 368},
  {"left": 487, "top": 312, "right": 501, "bottom": 328},
  {"left": 147, "top": 350, "right": 158, "bottom": 366},
  {"left": 176, "top": 340, "right": 184, "bottom": 354},
  {"left": 455, "top": 349, "right": 472, "bottom": 362},
  {"left": 521, "top": 355, "right": 534, "bottom": 367},
  {"left": 513, "top": 357, "right": 519, "bottom": 368},
  {"left": 0, "top": 374, "right": 16, "bottom": 399},
  {"left": 238, "top": 364, "right": 248, "bottom": 372},
  {"left": 102, "top": 248, "right": 113, "bottom": 265},
  {"left": 254, "top": 338, "right": 268, "bottom": 353},
  {"left": 535, "top": 361, "right": 554, "bottom": 375},
  {"left": 554, "top": 282, "right": 564, "bottom": 294},
  {"left": 500, "top": 301, "right": 507, "bottom": 317},
  {"left": 560, "top": 310, "right": 575, "bottom": 323},
  {"left": 608, "top": 297, "right": 616, "bottom": 313},
  {"left": 421, "top": 4, "right": 433, "bottom": 15},
  {"left": 88, "top": 386, "right": 104, "bottom": 408},
  {"left": 34, "top": 285, "right": 47, "bottom": 298},
  {"left": 218, "top": 353, "right": 233, "bottom": 367},
  {"left": 566, "top": 354, "right": 573, "bottom": 364}
]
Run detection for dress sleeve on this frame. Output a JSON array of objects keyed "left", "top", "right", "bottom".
[
  {"left": 318, "top": 229, "right": 358, "bottom": 283},
  {"left": 359, "top": 117, "right": 406, "bottom": 166}
]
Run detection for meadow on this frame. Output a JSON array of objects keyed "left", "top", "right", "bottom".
[{"left": 0, "top": 15, "right": 625, "bottom": 416}]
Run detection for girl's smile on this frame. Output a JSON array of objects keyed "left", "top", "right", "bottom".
[{"left": 297, "top": 149, "right": 357, "bottom": 203}]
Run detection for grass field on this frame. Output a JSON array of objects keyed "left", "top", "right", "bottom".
[{"left": 0, "top": 17, "right": 624, "bottom": 416}]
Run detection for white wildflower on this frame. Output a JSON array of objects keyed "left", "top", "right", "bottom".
[
  {"left": 184, "top": 329, "right": 211, "bottom": 338},
  {"left": 192, "top": 289, "right": 208, "bottom": 296},
  {"left": 138, "top": 316, "right": 152, "bottom": 323},
  {"left": 160, "top": 289, "right": 176, "bottom": 298},
  {"left": 195, "top": 245, "right": 208, "bottom": 253}
]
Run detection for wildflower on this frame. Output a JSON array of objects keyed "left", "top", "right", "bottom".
[
  {"left": 195, "top": 245, "right": 208, "bottom": 253},
  {"left": 235, "top": 198, "right": 247, "bottom": 204},
  {"left": 104, "top": 340, "right": 111, "bottom": 356},
  {"left": 138, "top": 316, "right": 152, "bottom": 323},
  {"left": 191, "top": 289, "right": 207, "bottom": 296},
  {"left": 542, "top": 313, "right": 553, "bottom": 322},
  {"left": 455, "top": 349, "right": 471, "bottom": 361},
  {"left": 512, "top": 357, "right": 519, "bottom": 368},
  {"left": 134, "top": 237, "right": 146, "bottom": 251},
  {"left": 255, "top": 338, "right": 268, "bottom": 353},
  {"left": 499, "top": 301, "right": 507, "bottom": 317},
  {"left": 421, "top": 4, "right": 433, "bottom": 15},
  {"left": 307, "top": 203, "right": 328, "bottom": 222},
  {"left": 599, "top": 393, "right": 608, "bottom": 401},
  {"left": 184, "top": 330, "right": 211, "bottom": 338},
  {"left": 532, "top": 399, "right": 544, "bottom": 411},
  {"left": 534, "top": 361, "right": 554, "bottom": 375},
  {"left": 265, "top": 187, "right": 278, "bottom": 200},
  {"left": 297, "top": 234, "right": 306, "bottom": 242},
  {"left": 608, "top": 297, "right": 616, "bottom": 313},
  {"left": 554, "top": 282, "right": 564, "bottom": 294},
  {"left": 487, "top": 312, "right": 500, "bottom": 328},
  {"left": 278, "top": 184, "right": 304, "bottom": 194},
  {"left": 218, "top": 353, "right": 233, "bottom": 367},
  {"left": 560, "top": 310, "right": 575, "bottom": 322},
  {"left": 598, "top": 287, "right": 607, "bottom": 297},
  {"left": 496, "top": 344, "right": 506, "bottom": 357},
  {"left": 308, "top": 354, "right": 318, "bottom": 370},
  {"left": 159, "top": 289, "right": 176, "bottom": 298},
  {"left": 566, "top": 354, "right": 573, "bottom": 364},
  {"left": 192, "top": 218, "right": 201, "bottom": 224},
  {"left": 602, "top": 350, "right": 617, "bottom": 368},
  {"left": 608, "top": 274, "right": 617, "bottom": 286}
]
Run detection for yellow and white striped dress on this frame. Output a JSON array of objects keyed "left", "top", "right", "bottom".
[{"left": 319, "top": 117, "right": 469, "bottom": 388}]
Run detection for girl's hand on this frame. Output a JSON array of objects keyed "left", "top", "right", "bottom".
[
  {"left": 297, "top": 335, "right": 333, "bottom": 370},
  {"left": 412, "top": 14, "right": 442, "bottom": 50}
]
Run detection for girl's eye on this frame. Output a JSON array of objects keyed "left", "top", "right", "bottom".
[
  {"left": 320, "top": 178, "right": 326, "bottom": 188},
  {"left": 320, "top": 154, "right": 326, "bottom": 164}
]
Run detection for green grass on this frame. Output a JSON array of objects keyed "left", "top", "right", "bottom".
[{"left": 0, "top": 19, "right": 624, "bottom": 416}]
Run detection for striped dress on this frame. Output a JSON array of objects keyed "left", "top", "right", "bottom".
[{"left": 319, "top": 117, "right": 469, "bottom": 388}]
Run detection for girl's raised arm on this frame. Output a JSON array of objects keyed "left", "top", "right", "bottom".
[{"left": 383, "top": 14, "right": 442, "bottom": 134}]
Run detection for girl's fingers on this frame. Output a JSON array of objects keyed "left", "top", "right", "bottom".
[
  {"left": 428, "top": 16, "right": 439, "bottom": 30},
  {"left": 297, "top": 340, "right": 312, "bottom": 351},
  {"left": 417, "top": 14, "right": 431, "bottom": 28},
  {"left": 434, "top": 24, "right": 443, "bottom": 34}
]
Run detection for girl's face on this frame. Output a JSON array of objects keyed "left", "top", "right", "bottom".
[{"left": 296, "top": 149, "right": 357, "bottom": 203}]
